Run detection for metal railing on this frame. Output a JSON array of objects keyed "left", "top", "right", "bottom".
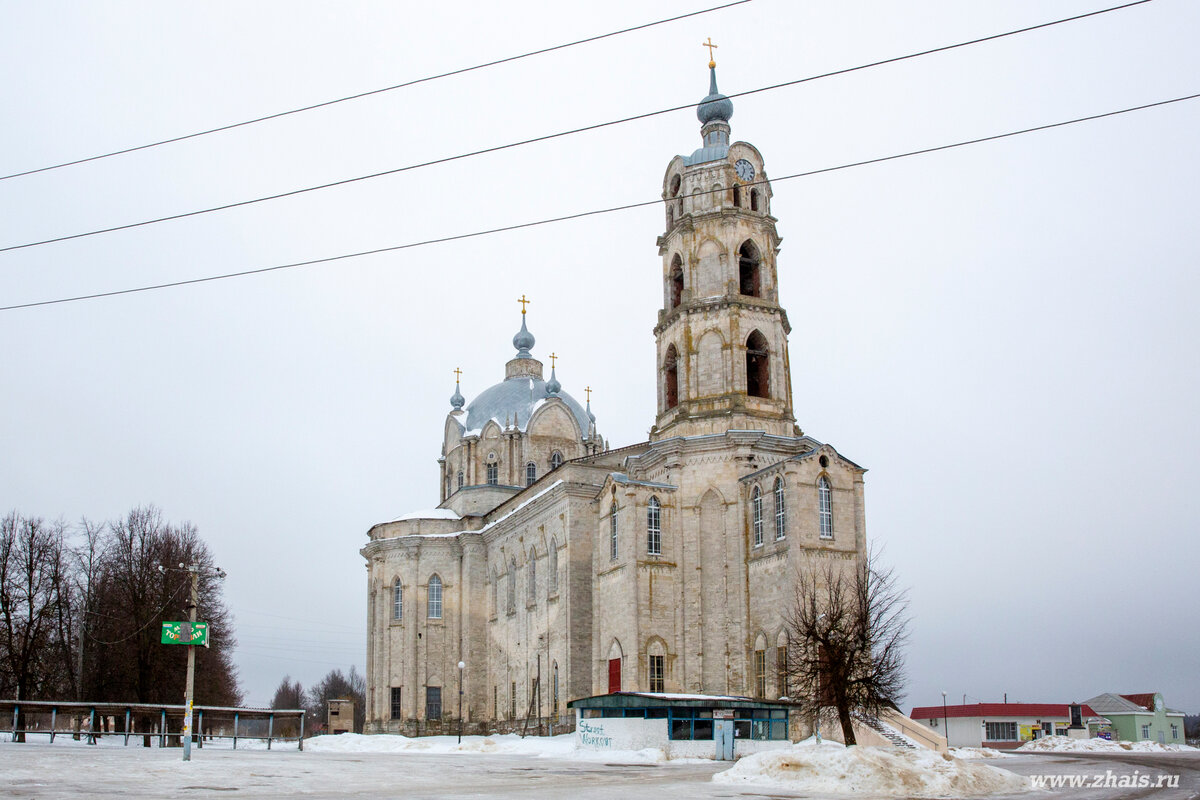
[{"left": 0, "top": 699, "right": 305, "bottom": 750}]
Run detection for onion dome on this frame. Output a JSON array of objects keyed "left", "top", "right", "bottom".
[
  {"left": 546, "top": 365, "right": 561, "bottom": 396},
  {"left": 697, "top": 66, "right": 733, "bottom": 126},
  {"left": 450, "top": 375, "right": 465, "bottom": 410},
  {"left": 512, "top": 315, "right": 535, "bottom": 359}
]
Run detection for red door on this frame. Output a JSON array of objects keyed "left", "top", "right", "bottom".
[{"left": 608, "top": 658, "right": 621, "bottom": 693}]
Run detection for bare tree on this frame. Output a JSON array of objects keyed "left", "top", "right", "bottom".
[
  {"left": 0, "top": 513, "right": 74, "bottom": 739},
  {"left": 782, "top": 549, "right": 910, "bottom": 745},
  {"left": 271, "top": 675, "right": 306, "bottom": 737},
  {"left": 308, "top": 666, "right": 366, "bottom": 734}
]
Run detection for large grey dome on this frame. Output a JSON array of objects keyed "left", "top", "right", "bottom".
[
  {"left": 460, "top": 376, "right": 590, "bottom": 436},
  {"left": 697, "top": 66, "right": 733, "bottom": 125}
]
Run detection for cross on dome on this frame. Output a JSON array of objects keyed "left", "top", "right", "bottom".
[{"left": 702, "top": 37, "right": 718, "bottom": 68}]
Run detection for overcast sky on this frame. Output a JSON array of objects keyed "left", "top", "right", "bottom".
[{"left": 2, "top": 0, "right": 1196, "bottom": 713}]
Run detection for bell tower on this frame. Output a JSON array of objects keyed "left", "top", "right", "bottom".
[{"left": 650, "top": 58, "right": 797, "bottom": 441}]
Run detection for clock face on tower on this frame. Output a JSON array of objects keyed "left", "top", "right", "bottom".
[{"left": 735, "top": 159, "right": 755, "bottom": 182}]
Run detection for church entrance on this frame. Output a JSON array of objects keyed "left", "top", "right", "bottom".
[{"left": 608, "top": 658, "right": 621, "bottom": 693}]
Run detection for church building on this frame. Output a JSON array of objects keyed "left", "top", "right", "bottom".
[{"left": 361, "top": 60, "right": 867, "bottom": 735}]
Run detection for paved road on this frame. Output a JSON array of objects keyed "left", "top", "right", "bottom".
[{"left": 1000, "top": 752, "right": 1200, "bottom": 800}]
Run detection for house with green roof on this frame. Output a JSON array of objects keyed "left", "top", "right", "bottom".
[{"left": 1085, "top": 692, "right": 1187, "bottom": 745}]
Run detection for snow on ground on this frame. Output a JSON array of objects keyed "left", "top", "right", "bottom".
[
  {"left": 1017, "top": 736, "right": 1198, "bottom": 754},
  {"left": 305, "top": 732, "right": 681, "bottom": 763},
  {"left": 713, "top": 738, "right": 1030, "bottom": 797},
  {"left": 949, "top": 746, "right": 1017, "bottom": 759}
]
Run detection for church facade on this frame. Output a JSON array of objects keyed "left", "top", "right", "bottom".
[{"left": 361, "top": 64, "right": 867, "bottom": 735}]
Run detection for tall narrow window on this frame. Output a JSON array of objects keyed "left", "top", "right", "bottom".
[
  {"left": 663, "top": 344, "right": 679, "bottom": 410},
  {"left": 649, "top": 654, "right": 665, "bottom": 693},
  {"left": 750, "top": 189, "right": 760, "bottom": 212},
  {"left": 553, "top": 662, "right": 560, "bottom": 715},
  {"left": 427, "top": 574, "right": 442, "bottom": 619},
  {"left": 732, "top": 184, "right": 741, "bottom": 207},
  {"left": 738, "top": 240, "right": 761, "bottom": 297},
  {"left": 390, "top": 687, "right": 403, "bottom": 720},
  {"left": 548, "top": 538, "right": 558, "bottom": 595},
  {"left": 525, "top": 461, "right": 537, "bottom": 486},
  {"left": 746, "top": 330, "right": 770, "bottom": 398},
  {"left": 647, "top": 496, "right": 662, "bottom": 555},
  {"left": 486, "top": 462, "right": 498, "bottom": 485},
  {"left": 550, "top": 450, "right": 563, "bottom": 470},
  {"left": 752, "top": 486, "right": 764, "bottom": 547},
  {"left": 511, "top": 681, "right": 517, "bottom": 718},
  {"left": 507, "top": 559, "right": 516, "bottom": 613},
  {"left": 774, "top": 477, "right": 786, "bottom": 540},
  {"left": 609, "top": 502, "right": 619, "bottom": 561},
  {"left": 527, "top": 548, "right": 537, "bottom": 604},
  {"left": 456, "top": 470, "right": 464, "bottom": 489},
  {"left": 776, "top": 644, "right": 788, "bottom": 697},
  {"left": 818, "top": 476, "right": 834, "bottom": 539},
  {"left": 392, "top": 578, "right": 403, "bottom": 621},
  {"left": 669, "top": 254, "right": 684, "bottom": 310},
  {"left": 754, "top": 649, "right": 767, "bottom": 697}
]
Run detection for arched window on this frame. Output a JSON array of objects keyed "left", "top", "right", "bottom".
[
  {"left": 456, "top": 470, "right": 464, "bottom": 489},
  {"left": 525, "top": 461, "right": 537, "bottom": 487},
  {"left": 647, "top": 496, "right": 662, "bottom": 555},
  {"left": 663, "top": 344, "right": 679, "bottom": 410},
  {"left": 711, "top": 183, "right": 722, "bottom": 209},
  {"left": 507, "top": 559, "right": 517, "bottom": 613},
  {"left": 732, "top": 184, "right": 742, "bottom": 207},
  {"left": 392, "top": 578, "right": 403, "bottom": 620},
  {"left": 669, "top": 254, "right": 684, "bottom": 310},
  {"left": 818, "top": 476, "right": 834, "bottom": 539},
  {"left": 774, "top": 477, "right": 786, "bottom": 540},
  {"left": 550, "top": 451, "right": 563, "bottom": 470},
  {"left": 486, "top": 462, "right": 498, "bottom": 485},
  {"left": 609, "top": 502, "right": 619, "bottom": 561},
  {"left": 752, "top": 486, "right": 764, "bottom": 547},
  {"left": 527, "top": 548, "right": 537, "bottom": 603},
  {"left": 427, "top": 575, "right": 442, "bottom": 619},
  {"left": 548, "top": 537, "right": 559, "bottom": 595},
  {"left": 746, "top": 330, "right": 770, "bottom": 398},
  {"left": 647, "top": 639, "right": 666, "bottom": 693},
  {"left": 738, "top": 240, "right": 761, "bottom": 297},
  {"left": 750, "top": 189, "right": 760, "bottom": 212},
  {"left": 670, "top": 174, "right": 681, "bottom": 198}
]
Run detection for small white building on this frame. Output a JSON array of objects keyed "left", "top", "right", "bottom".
[{"left": 910, "top": 703, "right": 1100, "bottom": 749}]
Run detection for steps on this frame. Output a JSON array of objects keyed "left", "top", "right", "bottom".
[{"left": 854, "top": 711, "right": 919, "bottom": 749}]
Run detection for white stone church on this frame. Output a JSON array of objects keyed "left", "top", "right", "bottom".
[{"left": 362, "top": 63, "right": 866, "bottom": 735}]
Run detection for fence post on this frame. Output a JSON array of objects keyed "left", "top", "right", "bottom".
[
  {"left": 50, "top": 707, "right": 57, "bottom": 743},
  {"left": 160, "top": 708, "right": 166, "bottom": 748},
  {"left": 267, "top": 713, "right": 274, "bottom": 750},
  {"left": 124, "top": 708, "right": 131, "bottom": 746},
  {"left": 11, "top": 704, "right": 17, "bottom": 742},
  {"left": 88, "top": 707, "right": 96, "bottom": 745},
  {"left": 298, "top": 710, "right": 305, "bottom": 751},
  {"left": 233, "top": 712, "right": 239, "bottom": 750},
  {"left": 197, "top": 710, "right": 204, "bottom": 749}
]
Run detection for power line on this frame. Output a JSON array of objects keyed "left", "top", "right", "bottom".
[
  {"left": 3, "top": 90, "right": 1193, "bottom": 314},
  {"left": 0, "top": 0, "right": 1155, "bottom": 256},
  {"left": 0, "top": 0, "right": 754, "bottom": 182}
]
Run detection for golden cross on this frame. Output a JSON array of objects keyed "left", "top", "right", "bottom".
[
  {"left": 453, "top": 367, "right": 462, "bottom": 382},
  {"left": 585, "top": 386, "right": 592, "bottom": 402},
  {"left": 702, "top": 37, "right": 718, "bottom": 68},
  {"left": 549, "top": 352, "right": 558, "bottom": 368},
  {"left": 518, "top": 294, "right": 531, "bottom": 314}
]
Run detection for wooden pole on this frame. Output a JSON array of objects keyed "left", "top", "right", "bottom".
[{"left": 182, "top": 567, "right": 198, "bottom": 761}]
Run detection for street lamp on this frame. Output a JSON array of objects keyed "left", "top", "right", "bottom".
[
  {"left": 457, "top": 661, "right": 466, "bottom": 744},
  {"left": 942, "top": 691, "right": 949, "bottom": 748}
]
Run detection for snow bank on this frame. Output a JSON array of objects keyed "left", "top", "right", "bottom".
[
  {"left": 305, "top": 732, "right": 573, "bottom": 757},
  {"left": 713, "top": 739, "right": 1030, "bottom": 797},
  {"left": 950, "top": 747, "right": 1016, "bottom": 759},
  {"left": 1017, "top": 736, "right": 1197, "bottom": 754}
]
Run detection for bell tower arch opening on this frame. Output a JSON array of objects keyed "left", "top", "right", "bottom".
[
  {"left": 663, "top": 344, "right": 680, "bottom": 410},
  {"left": 669, "top": 254, "right": 684, "bottom": 310},
  {"left": 746, "top": 330, "right": 770, "bottom": 398},
  {"left": 739, "top": 240, "right": 761, "bottom": 298}
]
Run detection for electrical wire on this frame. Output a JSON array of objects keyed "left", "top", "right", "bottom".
[
  {"left": 0, "top": 0, "right": 754, "bottom": 182},
  {"left": 0, "top": 0, "right": 1155, "bottom": 256},
  {"left": 83, "top": 579, "right": 189, "bottom": 645},
  {"left": 1, "top": 90, "right": 1194, "bottom": 314}
]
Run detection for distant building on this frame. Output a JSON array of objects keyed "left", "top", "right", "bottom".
[
  {"left": 910, "top": 703, "right": 1100, "bottom": 749},
  {"left": 327, "top": 698, "right": 354, "bottom": 735},
  {"left": 1085, "top": 693, "right": 1187, "bottom": 745}
]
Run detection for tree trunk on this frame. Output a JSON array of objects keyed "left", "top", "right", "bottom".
[{"left": 837, "top": 702, "right": 856, "bottom": 746}]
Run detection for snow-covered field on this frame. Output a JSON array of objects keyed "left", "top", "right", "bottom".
[
  {"left": 713, "top": 738, "right": 1030, "bottom": 797},
  {"left": 1018, "top": 736, "right": 1199, "bottom": 754}
]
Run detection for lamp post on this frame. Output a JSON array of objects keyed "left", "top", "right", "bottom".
[
  {"left": 457, "top": 661, "right": 465, "bottom": 744},
  {"left": 942, "top": 691, "right": 949, "bottom": 748},
  {"left": 813, "top": 613, "right": 826, "bottom": 745}
]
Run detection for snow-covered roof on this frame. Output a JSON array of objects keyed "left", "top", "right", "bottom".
[{"left": 392, "top": 508, "right": 462, "bottom": 522}]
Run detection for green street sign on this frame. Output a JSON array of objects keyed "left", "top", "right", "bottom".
[{"left": 161, "top": 621, "right": 209, "bottom": 646}]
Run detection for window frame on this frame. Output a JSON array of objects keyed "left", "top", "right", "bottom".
[
  {"left": 773, "top": 477, "right": 786, "bottom": 540},
  {"left": 486, "top": 462, "right": 498, "bottom": 485},
  {"left": 818, "top": 476, "right": 834, "bottom": 539},
  {"left": 427, "top": 574, "right": 443, "bottom": 619},
  {"left": 649, "top": 653, "right": 665, "bottom": 693},
  {"left": 609, "top": 501, "right": 619, "bottom": 561},
  {"left": 425, "top": 686, "right": 442, "bottom": 721},
  {"left": 647, "top": 496, "right": 662, "bottom": 556},
  {"left": 392, "top": 578, "right": 403, "bottom": 621},
  {"left": 525, "top": 461, "right": 537, "bottom": 487},
  {"left": 390, "top": 687, "right": 403, "bottom": 720},
  {"left": 752, "top": 486, "right": 764, "bottom": 547}
]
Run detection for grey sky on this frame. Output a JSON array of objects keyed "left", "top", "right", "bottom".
[{"left": 2, "top": 0, "right": 1196, "bottom": 713}]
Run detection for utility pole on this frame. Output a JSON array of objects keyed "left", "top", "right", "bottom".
[{"left": 182, "top": 565, "right": 199, "bottom": 762}]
